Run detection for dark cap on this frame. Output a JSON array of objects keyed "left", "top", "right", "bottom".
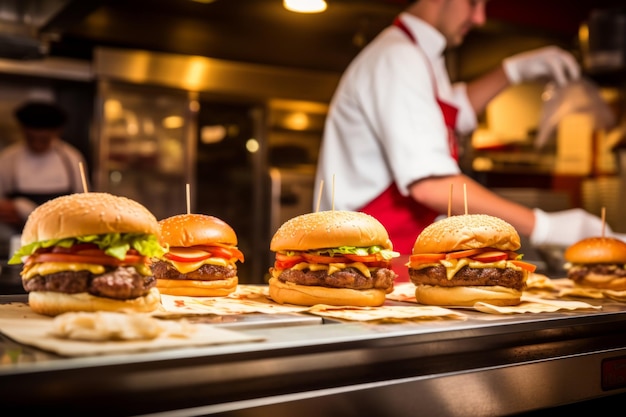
[{"left": 14, "top": 101, "right": 68, "bottom": 129}]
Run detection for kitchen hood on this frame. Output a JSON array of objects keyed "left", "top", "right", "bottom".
[{"left": 0, "top": 0, "right": 70, "bottom": 60}]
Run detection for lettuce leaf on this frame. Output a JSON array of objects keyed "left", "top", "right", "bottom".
[
  {"left": 9, "top": 233, "right": 166, "bottom": 265},
  {"left": 283, "top": 245, "right": 399, "bottom": 260}
]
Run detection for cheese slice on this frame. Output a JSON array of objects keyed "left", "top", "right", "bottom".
[
  {"left": 167, "top": 256, "right": 232, "bottom": 274},
  {"left": 414, "top": 258, "right": 523, "bottom": 280},
  {"left": 281, "top": 261, "right": 373, "bottom": 278},
  {"left": 22, "top": 262, "right": 106, "bottom": 280}
]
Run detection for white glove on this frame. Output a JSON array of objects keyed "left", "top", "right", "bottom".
[
  {"left": 503, "top": 46, "right": 580, "bottom": 86},
  {"left": 530, "top": 208, "right": 624, "bottom": 247}
]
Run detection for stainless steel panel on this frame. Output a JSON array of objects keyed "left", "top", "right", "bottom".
[
  {"left": 94, "top": 47, "right": 340, "bottom": 103},
  {"left": 4, "top": 295, "right": 626, "bottom": 415}
]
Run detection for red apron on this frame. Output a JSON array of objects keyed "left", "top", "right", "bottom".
[{"left": 360, "top": 18, "right": 459, "bottom": 282}]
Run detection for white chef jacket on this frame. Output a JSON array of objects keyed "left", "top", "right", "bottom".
[
  {"left": 314, "top": 12, "right": 477, "bottom": 212},
  {"left": 0, "top": 139, "right": 87, "bottom": 220}
]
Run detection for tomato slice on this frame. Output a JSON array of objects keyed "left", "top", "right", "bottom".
[
  {"left": 209, "top": 246, "right": 245, "bottom": 263},
  {"left": 274, "top": 253, "right": 304, "bottom": 270},
  {"left": 409, "top": 253, "right": 446, "bottom": 263},
  {"left": 344, "top": 254, "right": 380, "bottom": 263},
  {"left": 275, "top": 259, "right": 300, "bottom": 270},
  {"left": 445, "top": 248, "right": 485, "bottom": 259},
  {"left": 470, "top": 251, "right": 509, "bottom": 262},
  {"left": 165, "top": 247, "right": 211, "bottom": 263},
  {"left": 510, "top": 260, "right": 537, "bottom": 273},
  {"left": 301, "top": 253, "right": 348, "bottom": 264},
  {"left": 30, "top": 252, "right": 144, "bottom": 266},
  {"left": 191, "top": 245, "right": 245, "bottom": 263}
]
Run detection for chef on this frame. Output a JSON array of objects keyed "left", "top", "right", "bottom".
[
  {"left": 314, "top": 0, "right": 625, "bottom": 278},
  {"left": 0, "top": 101, "right": 88, "bottom": 255}
]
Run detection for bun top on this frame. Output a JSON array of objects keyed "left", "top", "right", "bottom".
[
  {"left": 22, "top": 192, "right": 159, "bottom": 245},
  {"left": 158, "top": 214, "right": 237, "bottom": 247},
  {"left": 270, "top": 210, "right": 393, "bottom": 251},
  {"left": 564, "top": 237, "right": 626, "bottom": 264},
  {"left": 413, "top": 214, "right": 521, "bottom": 254}
]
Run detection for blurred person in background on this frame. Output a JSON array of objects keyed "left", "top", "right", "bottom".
[
  {"left": 0, "top": 101, "right": 88, "bottom": 256},
  {"left": 314, "top": 0, "right": 625, "bottom": 279}
]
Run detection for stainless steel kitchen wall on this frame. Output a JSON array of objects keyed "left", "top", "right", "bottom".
[{"left": 93, "top": 47, "right": 338, "bottom": 283}]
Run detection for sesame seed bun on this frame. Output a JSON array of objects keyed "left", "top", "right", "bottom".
[
  {"left": 21, "top": 192, "right": 159, "bottom": 245},
  {"left": 158, "top": 214, "right": 238, "bottom": 248},
  {"left": 154, "top": 214, "right": 241, "bottom": 297},
  {"left": 413, "top": 214, "right": 521, "bottom": 255},
  {"left": 269, "top": 210, "right": 396, "bottom": 307},
  {"left": 270, "top": 210, "right": 393, "bottom": 252},
  {"left": 18, "top": 192, "right": 162, "bottom": 316},
  {"left": 564, "top": 237, "right": 626, "bottom": 290},
  {"left": 410, "top": 214, "right": 526, "bottom": 307}
]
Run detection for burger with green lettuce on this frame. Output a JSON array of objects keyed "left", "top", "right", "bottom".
[
  {"left": 269, "top": 210, "right": 399, "bottom": 306},
  {"left": 9, "top": 192, "right": 166, "bottom": 316}
]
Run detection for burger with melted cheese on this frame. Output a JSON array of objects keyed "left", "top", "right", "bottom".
[
  {"left": 9, "top": 192, "right": 165, "bottom": 316},
  {"left": 151, "top": 213, "right": 244, "bottom": 296},
  {"left": 564, "top": 236, "right": 626, "bottom": 290},
  {"left": 269, "top": 210, "right": 399, "bottom": 307},
  {"left": 408, "top": 214, "right": 536, "bottom": 307}
]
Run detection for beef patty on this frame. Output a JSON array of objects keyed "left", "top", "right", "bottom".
[
  {"left": 409, "top": 264, "right": 526, "bottom": 291},
  {"left": 567, "top": 264, "right": 626, "bottom": 283},
  {"left": 23, "top": 266, "right": 156, "bottom": 300},
  {"left": 273, "top": 266, "right": 395, "bottom": 292},
  {"left": 150, "top": 261, "right": 236, "bottom": 281}
]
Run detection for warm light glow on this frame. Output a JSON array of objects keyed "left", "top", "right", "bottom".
[
  {"left": 201, "top": 125, "right": 226, "bottom": 144},
  {"left": 104, "top": 99, "right": 123, "bottom": 120},
  {"left": 284, "top": 111, "right": 310, "bottom": 130},
  {"left": 283, "top": 0, "right": 327, "bottom": 13},
  {"left": 246, "top": 138, "right": 260, "bottom": 153},
  {"left": 162, "top": 115, "right": 184, "bottom": 129}
]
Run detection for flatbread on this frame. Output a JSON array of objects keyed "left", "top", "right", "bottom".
[
  {"left": 474, "top": 295, "right": 602, "bottom": 314},
  {"left": 306, "top": 304, "right": 467, "bottom": 322}
]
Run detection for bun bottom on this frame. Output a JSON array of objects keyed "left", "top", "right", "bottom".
[
  {"left": 28, "top": 287, "right": 162, "bottom": 317},
  {"left": 414, "top": 284, "right": 521, "bottom": 307},
  {"left": 575, "top": 273, "right": 626, "bottom": 291},
  {"left": 156, "top": 276, "right": 237, "bottom": 297},
  {"left": 268, "top": 277, "right": 386, "bottom": 307}
]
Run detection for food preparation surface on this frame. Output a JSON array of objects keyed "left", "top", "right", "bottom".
[{"left": 2, "top": 283, "right": 626, "bottom": 416}]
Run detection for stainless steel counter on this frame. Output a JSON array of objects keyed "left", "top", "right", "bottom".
[{"left": 2, "top": 292, "right": 626, "bottom": 416}]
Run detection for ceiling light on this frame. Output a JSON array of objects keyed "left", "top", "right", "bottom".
[{"left": 283, "top": 0, "right": 327, "bottom": 14}]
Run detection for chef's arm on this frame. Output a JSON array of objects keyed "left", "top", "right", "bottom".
[
  {"left": 409, "top": 175, "right": 626, "bottom": 246},
  {"left": 465, "top": 66, "right": 509, "bottom": 115},
  {"left": 408, "top": 174, "right": 535, "bottom": 236}
]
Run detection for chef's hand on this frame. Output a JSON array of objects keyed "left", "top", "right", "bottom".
[
  {"left": 530, "top": 208, "right": 624, "bottom": 247},
  {"left": 503, "top": 46, "right": 580, "bottom": 86}
]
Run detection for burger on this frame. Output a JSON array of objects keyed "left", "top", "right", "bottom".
[
  {"left": 9, "top": 192, "right": 165, "bottom": 316},
  {"left": 151, "top": 213, "right": 244, "bottom": 296},
  {"left": 268, "top": 210, "right": 399, "bottom": 307},
  {"left": 563, "top": 236, "right": 626, "bottom": 290},
  {"left": 408, "top": 214, "right": 537, "bottom": 307}
]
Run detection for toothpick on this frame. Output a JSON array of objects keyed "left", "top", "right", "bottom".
[
  {"left": 448, "top": 183, "right": 453, "bottom": 217},
  {"left": 601, "top": 206, "right": 606, "bottom": 237},
  {"left": 79, "top": 162, "right": 88, "bottom": 192},
  {"left": 332, "top": 174, "right": 335, "bottom": 211},
  {"left": 463, "top": 183, "right": 468, "bottom": 215},
  {"left": 316, "top": 180, "right": 324, "bottom": 213},
  {"left": 186, "top": 183, "right": 191, "bottom": 214}
]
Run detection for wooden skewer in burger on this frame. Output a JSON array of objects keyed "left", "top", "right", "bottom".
[
  {"left": 563, "top": 207, "right": 626, "bottom": 291},
  {"left": 408, "top": 184, "right": 537, "bottom": 307},
  {"left": 269, "top": 177, "right": 399, "bottom": 307},
  {"left": 9, "top": 187, "right": 166, "bottom": 316},
  {"left": 150, "top": 184, "right": 244, "bottom": 297}
]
